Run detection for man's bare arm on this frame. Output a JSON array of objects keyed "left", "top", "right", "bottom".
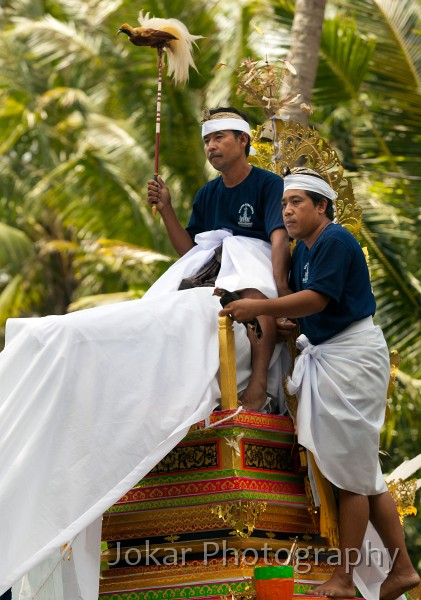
[
  {"left": 270, "top": 228, "right": 291, "bottom": 296},
  {"left": 147, "top": 176, "right": 194, "bottom": 257},
  {"left": 219, "top": 289, "right": 330, "bottom": 322}
]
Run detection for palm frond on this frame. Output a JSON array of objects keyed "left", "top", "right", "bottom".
[
  {"left": 358, "top": 0, "right": 421, "bottom": 90},
  {"left": 314, "top": 17, "right": 377, "bottom": 104},
  {"left": 55, "top": 0, "right": 124, "bottom": 27},
  {"left": 358, "top": 193, "right": 420, "bottom": 377},
  {"left": 0, "top": 274, "right": 25, "bottom": 328},
  {"left": 331, "top": 0, "right": 421, "bottom": 176},
  {"left": 10, "top": 16, "right": 102, "bottom": 69},
  {"left": 0, "top": 223, "right": 33, "bottom": 272}
]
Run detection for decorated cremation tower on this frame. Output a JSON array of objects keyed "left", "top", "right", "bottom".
[{"left": 97, "top": 59, "right": 370, "bottom": 600}]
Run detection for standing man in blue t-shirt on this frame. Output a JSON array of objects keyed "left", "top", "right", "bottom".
[
  {"left": 220, "top": 167, "right": 420, "bottom": 600},
  {"left": 147, "top": 107, "right": 291, "bottom": 411}
]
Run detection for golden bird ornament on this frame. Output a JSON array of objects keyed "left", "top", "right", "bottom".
[{"left": 118, "top": 11, "right": 202, "bottom": 84}]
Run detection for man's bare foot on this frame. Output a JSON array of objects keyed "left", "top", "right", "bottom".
[
  {"left": 310, "top": 573, "right": 356, "bottom": 598},
  {"left": 238, "top": 384, "right": 268, "bottom": 412},
  {"left": 380, "top": 570, "right": 420, "bottom": 600}
]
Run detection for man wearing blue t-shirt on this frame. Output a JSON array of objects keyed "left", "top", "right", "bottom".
[
  {"left": 147, "top": 107, "right": 291, "bottom": 411},
  {"left": 220, "top": 168, "right": 419, "bottom": 600}
]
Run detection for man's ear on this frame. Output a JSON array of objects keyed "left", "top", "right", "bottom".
[
  {"left": 318, "top": 198, "right": 328, "bottom": 214},
  {"left": 239, "top": 132, "right": 248, "bottom": 145}
]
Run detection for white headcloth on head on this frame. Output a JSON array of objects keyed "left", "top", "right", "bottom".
[
  {"left": 202, "top": 118, "right": 251, "bottom": 138},
  {"left": 283, "top": 174, "right": 338, "bottom": 200}
]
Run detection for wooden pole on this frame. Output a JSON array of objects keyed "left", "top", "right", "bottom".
[{"left": 152, "top": 45, "right": 164, "bottom": 217}]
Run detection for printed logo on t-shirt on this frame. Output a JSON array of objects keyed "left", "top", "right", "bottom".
[
  {"left": 238, "top": 203, "right": 254, "bottom": 228},
  {"left": 302, "top": 261, "right": 309, "bottom": 284}
]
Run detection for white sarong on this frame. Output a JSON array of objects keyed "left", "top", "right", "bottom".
[
  {"left": 0, "top": 231, "right": 287, "bottom": 599},
  {"left": 288, "top": 317, "right": 389, "bottom": 495}
]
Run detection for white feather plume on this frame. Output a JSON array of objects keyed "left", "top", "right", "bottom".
[{"left": 138, "top": 11, "right": 203, "bottom": 84}]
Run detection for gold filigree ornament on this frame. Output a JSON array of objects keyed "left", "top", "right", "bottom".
[
  {"left": 386, "top": 478, "right": 418, "bottom": 525},
  {"left": 211, "top": 500, "right": 267, "bottom": 538},
  {"left": 235, "top": 58, "right": 362, "bottom": 236},
  {"left": 222, "top": 579, "right": 256, "bottom": 600},
  {"left": 251, "top": 121, "right": 362, "bottom": 236}
]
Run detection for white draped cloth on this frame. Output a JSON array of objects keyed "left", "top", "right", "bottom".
[
  {"left": 288, "top": 316, "right": 389, "bottom": 495},
  {"left": 287, "top": 317, "right": 404, "bottom": 600},
  {"left": 0, "top": 230, "right": 286, "bottom": 599}
]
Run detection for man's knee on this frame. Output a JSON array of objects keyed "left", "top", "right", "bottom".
[{"left": 239, "top": 288, "right": 267, "bottom": 300}]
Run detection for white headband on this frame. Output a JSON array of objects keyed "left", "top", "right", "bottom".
[
  {"left": 202, "top": 118, "right": 251, "bottom": 138},
  {"left": 283, "top": 174, "right": 338, "bottom": 200}
]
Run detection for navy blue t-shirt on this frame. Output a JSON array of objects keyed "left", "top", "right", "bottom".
[
  {"left": 290, "top": 223, "right": 376, "bottom": 345},
  {"left": 186, "top": 166, "right": 284, "bottom": 243}
]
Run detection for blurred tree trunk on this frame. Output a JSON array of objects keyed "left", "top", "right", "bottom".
[{"left": 281, "top": 0, "right": 327, "bottom": 126}]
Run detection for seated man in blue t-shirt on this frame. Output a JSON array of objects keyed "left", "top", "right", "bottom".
[
  {"left": 220, "top": 167, "right": 420, "bottom": 600},
  {"left": 147, "top": 107, "right": 291, "bottom": 411}
]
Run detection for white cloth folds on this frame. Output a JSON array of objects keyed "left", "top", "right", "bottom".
[
  {"left": 0, "top": 231, "right": 285, "bottom": 598},
  {"left": 288, "top": 317, "right": 389, "bottom": 495},
  {"left": 144, "top": 229, "right": 279, "bottom": 300}
]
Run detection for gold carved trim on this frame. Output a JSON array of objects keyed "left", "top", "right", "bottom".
[
  {"left": 250, "top": 120, "right": 363, "bottom": 237},
  {"left": 308, "top": 454, "right": 339, "bottom": 548},
  {"left": 222, "top": 580, "right": 256, "bottom": 600},
  {"left": 386, "top": 477, "right": 418, "bottom": 525},
  {"left": 211, "top": 501, "right": 267, "bottom": 538}
]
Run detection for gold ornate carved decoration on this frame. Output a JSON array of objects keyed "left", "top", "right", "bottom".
[
  {"left": 222, "top": 580, "right": 256, "bottom": 600},
  {"left": 275, "top": 121, "right": 362, "bottom": 236},
  {"left": 307, "top": 454, "right": 339, "bottom": 548},
  {"left": 250, "top": 122, "right": 362, "bottom": 237},
  {"left": 211, "top": 500, "right": 267, "bottom": 538},
  {"left": 386, "top": 478, "right": 417, "bottom": 525},
  {"left": 235, "top": 58, "right": 363, "bottom": 237}
]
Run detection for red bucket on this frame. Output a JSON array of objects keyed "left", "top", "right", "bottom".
[{"left": 254, "top": 565, "right": 295, "bottom": 600}]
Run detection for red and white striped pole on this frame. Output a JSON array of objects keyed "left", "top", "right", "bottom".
[{"left": 152, "top": 45, "right": 164, "bottom": 218}]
